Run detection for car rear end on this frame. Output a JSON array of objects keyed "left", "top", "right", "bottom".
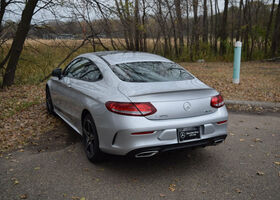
[
  {"left": 101, "top": 82, "right": 227, "bottom": 157},
  {"left": 95, "top": 54, "right": 228, "bottom": 157}
]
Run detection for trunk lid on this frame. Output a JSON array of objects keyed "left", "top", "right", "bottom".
[{"left": 118, "top": 79, "right": 218, "bottom": 120}]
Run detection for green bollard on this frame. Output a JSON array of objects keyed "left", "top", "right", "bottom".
[{"left": 233, "top": 41, "right": 242, "bottom": 84}]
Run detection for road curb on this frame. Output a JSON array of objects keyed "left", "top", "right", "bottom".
[
  {"left": 225, "top": 100, "right": 280, "bottom": 113},
  {"left": 225, "top": 100, "right": 280, "bottom": 108}
]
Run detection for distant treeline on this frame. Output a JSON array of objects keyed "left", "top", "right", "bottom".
[
  {"left": 1, "top": 0, "right": 280, "bottom": 87},
  {"left": 24, "top": 0, "right": 280, "bottom": 61}
]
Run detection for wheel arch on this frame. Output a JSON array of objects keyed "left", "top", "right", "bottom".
[
  {"left": 81, "top": 109, "right": 98, "bottom": 131},
  {"left": 81, "top": 109, "right": 91, "bottom": 123},
  {"left": 81, "top": 109, "right": 100, "bottom": 139}
]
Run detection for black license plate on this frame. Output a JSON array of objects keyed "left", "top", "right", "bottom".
[{"left": 177, "top": 127, "right": 200, "bottom": 142}]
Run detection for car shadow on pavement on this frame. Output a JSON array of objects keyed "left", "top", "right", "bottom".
[{"left": 89, "top": 147, "right": 218, "bottom": 178}]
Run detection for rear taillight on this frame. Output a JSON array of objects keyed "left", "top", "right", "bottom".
[
  {"left": 211, "top": 94, "right": 225, "bottom": 108},
  {"left": 105, "top": 101, "right": 157, "bottom": 116}
]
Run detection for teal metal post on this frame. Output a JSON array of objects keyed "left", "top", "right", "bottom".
[{"left": 233, "top": 41, "right": 242, "bottom": 84}]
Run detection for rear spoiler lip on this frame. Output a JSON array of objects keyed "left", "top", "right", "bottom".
[
  {"left": 128, "top": 88, "right": 214, "bottom": 98},
  {"left": 117, "top": 78, "right": 212, "bottom": 98}
]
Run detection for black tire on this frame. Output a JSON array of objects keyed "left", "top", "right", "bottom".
[
  {"left": 46, "top": 86, "right": 55, "bottom": 115},
  {"left": 82, "top": 114, "right": 104, "bottom": 163}
]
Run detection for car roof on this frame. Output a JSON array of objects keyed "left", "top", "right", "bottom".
[{"left": 89, "top": 51, "right": 173, "bottom": 65}]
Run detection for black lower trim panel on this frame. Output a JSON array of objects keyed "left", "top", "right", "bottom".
[{"left": 127, "top": 135, "right": 227, "bottom": 157}]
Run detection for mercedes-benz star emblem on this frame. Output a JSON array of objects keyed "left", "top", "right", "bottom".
[{"left": 183, "top": 102, "right": 191, "bottom": 111}]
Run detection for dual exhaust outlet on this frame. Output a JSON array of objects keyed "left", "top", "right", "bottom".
[
  {"left": 134, "top": 139, "right": 225, "bottom": 158},
  {"left": 135, "top": 150, "right": 159, "bottom": 158}
]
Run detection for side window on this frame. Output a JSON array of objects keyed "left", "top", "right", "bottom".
[
  {"left": 65, "top": 59, "right": 89, "bottom": 79},
  {"left": 78, "top": 61, "right": 103, "bottom": 82},
  {"left": 63, "top": 59, "right": 81, "bottom": 76}
]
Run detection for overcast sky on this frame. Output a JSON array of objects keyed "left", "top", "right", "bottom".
[{"left": 4, "top": 0, "right": 275, "bottom": 24}]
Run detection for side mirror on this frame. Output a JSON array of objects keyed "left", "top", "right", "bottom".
[{"left": 52, "top": 68, "right": 62, "bottom": 79}]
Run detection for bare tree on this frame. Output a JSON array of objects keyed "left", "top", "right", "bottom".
[
  {"left": 191, "top": 0, "right": 199, "bottom": 60},
  {"left": 2, "top": 0, "right": 39, "bottom": 87},
  {"left": 175, "top": 0, "right": 184, "bottom": 55},
  {"left": 220, "top": 0, "right": 229, "bottom": 55},
  {"left": 134, "top": 0, "right": 140, "bottom": 51},
  {"left": 271, "top": 0, "right": 280, "bottom": 57},
  {"left": 265, "top": 0, "right": 275, "bottom": 55},
  {"left": 236, "top": 0, "right": 243, "bottom": 41},
  {"left": 202, "top": 0, "right": 208, "bottom": 43}
]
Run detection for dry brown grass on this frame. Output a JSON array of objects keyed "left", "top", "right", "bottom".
[{"left": 182, "top": 62, "right": 280, "bottom": 102}]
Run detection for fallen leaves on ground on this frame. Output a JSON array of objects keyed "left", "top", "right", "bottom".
[
  {"left": 235, "top": 188, "right": 242, "bottom": 193},
  {"left": 256, "top": 171, "right": 265, "bottom": 176},
  {"left": 71, "top": 196, "right": 85, "bottom": 200},
  {"left": 168, "top": 184, "right": 176, "bottom": 192},
  {"left": 254, "top": 138, "right": 263, "bottom": 143},
  {"left": 159, "top": 193, "right": 166, "bottom": 197},
  {"left": 0, "top": 83, "right": 62, "bottom": 152},
  {"left": 19, "top": 194, "right": 28, "bottom": 199},
  {"left": 11, "top": 177, "right": 19, "bottom": 185},
  {"left": 274, "top": 162, "right": 280, "bottom": 166}
]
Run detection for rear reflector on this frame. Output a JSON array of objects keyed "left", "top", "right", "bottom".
[
  {"left": 105, "top": 101, "right": 157, "bottom": 116},
  {"left": 131, "top": 131, "right": 154, "bottom": 135},
  {"left": 211, "top": 94, "right": 225, "bottom": 108},
  {"left": 217, "top": 120, "right": 227, "bottom": 125}
]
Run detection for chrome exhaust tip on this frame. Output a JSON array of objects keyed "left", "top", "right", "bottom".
[
  {"left": 135, "top": 150, "right": 159, "bottom": 158},
  {"left": 213, "top": 139, "right": 224, "bottom": 145}
]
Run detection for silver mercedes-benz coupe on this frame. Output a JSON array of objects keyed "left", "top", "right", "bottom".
[{"left": 46, "top": 51, "right": 228, "bottom": 162}]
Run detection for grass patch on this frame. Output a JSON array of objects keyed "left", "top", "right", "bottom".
[{"left": 182, "top": 61, "right": 280, "bottom": 103}]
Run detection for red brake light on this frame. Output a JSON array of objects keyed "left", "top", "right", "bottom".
[
  {"left": 105, "top": 101, "right": 157, "bottom": 116},
  {"left": 131, "top": 131, "right": 154, "bottom": 135},
  {"left": 211, "top": 94, "right": 225, "bottom": 108}
]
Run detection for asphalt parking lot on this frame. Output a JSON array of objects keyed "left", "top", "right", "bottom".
[{"left": 0, "top": 112, "right": 279, "bottom": 200}]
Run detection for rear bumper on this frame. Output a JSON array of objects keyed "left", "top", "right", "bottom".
[
  {"left": 96, "top": 106, "right": 228, "bottom": 156},
  {"left": 127, "top": 134, "right": 227, "bottom": 157}
]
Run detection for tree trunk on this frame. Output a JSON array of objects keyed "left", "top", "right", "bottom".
[
  {"left": 186, "top": 0, "right": 190, "bottom": 50},
  {"left": 243, "top": 0, "right": 249, "bottom": 58},
  {"left": 202, "top": 0, "right": 208, "bottom": 43},
  {"left": 246, "top": 0, "right": 252, "bottom": 59},
  {"left": 115, "top": 0, "right": 130, "bottom": 49},
  {"left": 165, "top": 0, "right": 178, "bottom": 57},
  {"left": 157, "top": 0, "right": 168, "bottom": 56},
  {"left": 2, "top": 0, "right": 39, "bottom": 87},
  {"left": 0, "top": 0, "right": 8, "bottom": 33},
  {"left": 214, "top": 0, "right": 220, "bottom": 54},
  {"left": 220, "top": 0, "right": 229, "bottom": 56},
  {"left": 236, "top": 0, "right": 243, "bottom": 41},
  {"left": 209, "top": 0, "right": 214, "bottom": 47},
  {"left": 124, "top": 0, "right": 134, "bottom": 50},
  {"left": 271, "top": 0, "right": 280, "bottom": 57},
  {"left": 191, "top": 0, "right": 199, "bottom": 60},
  {"left": 264, "top": 0, "right": 275, "bottom": 55},
  {"left": 175, "top": 0, "right": 184, "bottom": 55},
  {"left": 134, "top": 0, "right": 140, "bottom": 51},
  {"left": 141, "top": 0, "right": 147, "bottom": 51}
]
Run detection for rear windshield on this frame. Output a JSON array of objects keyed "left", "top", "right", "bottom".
[{"left": 111, "top": 62, "right": 194, "bottom": 82}]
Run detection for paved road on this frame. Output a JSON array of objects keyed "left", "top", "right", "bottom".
[{"left": 0, "top": 112, "right": 280, "bottom": 200}]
